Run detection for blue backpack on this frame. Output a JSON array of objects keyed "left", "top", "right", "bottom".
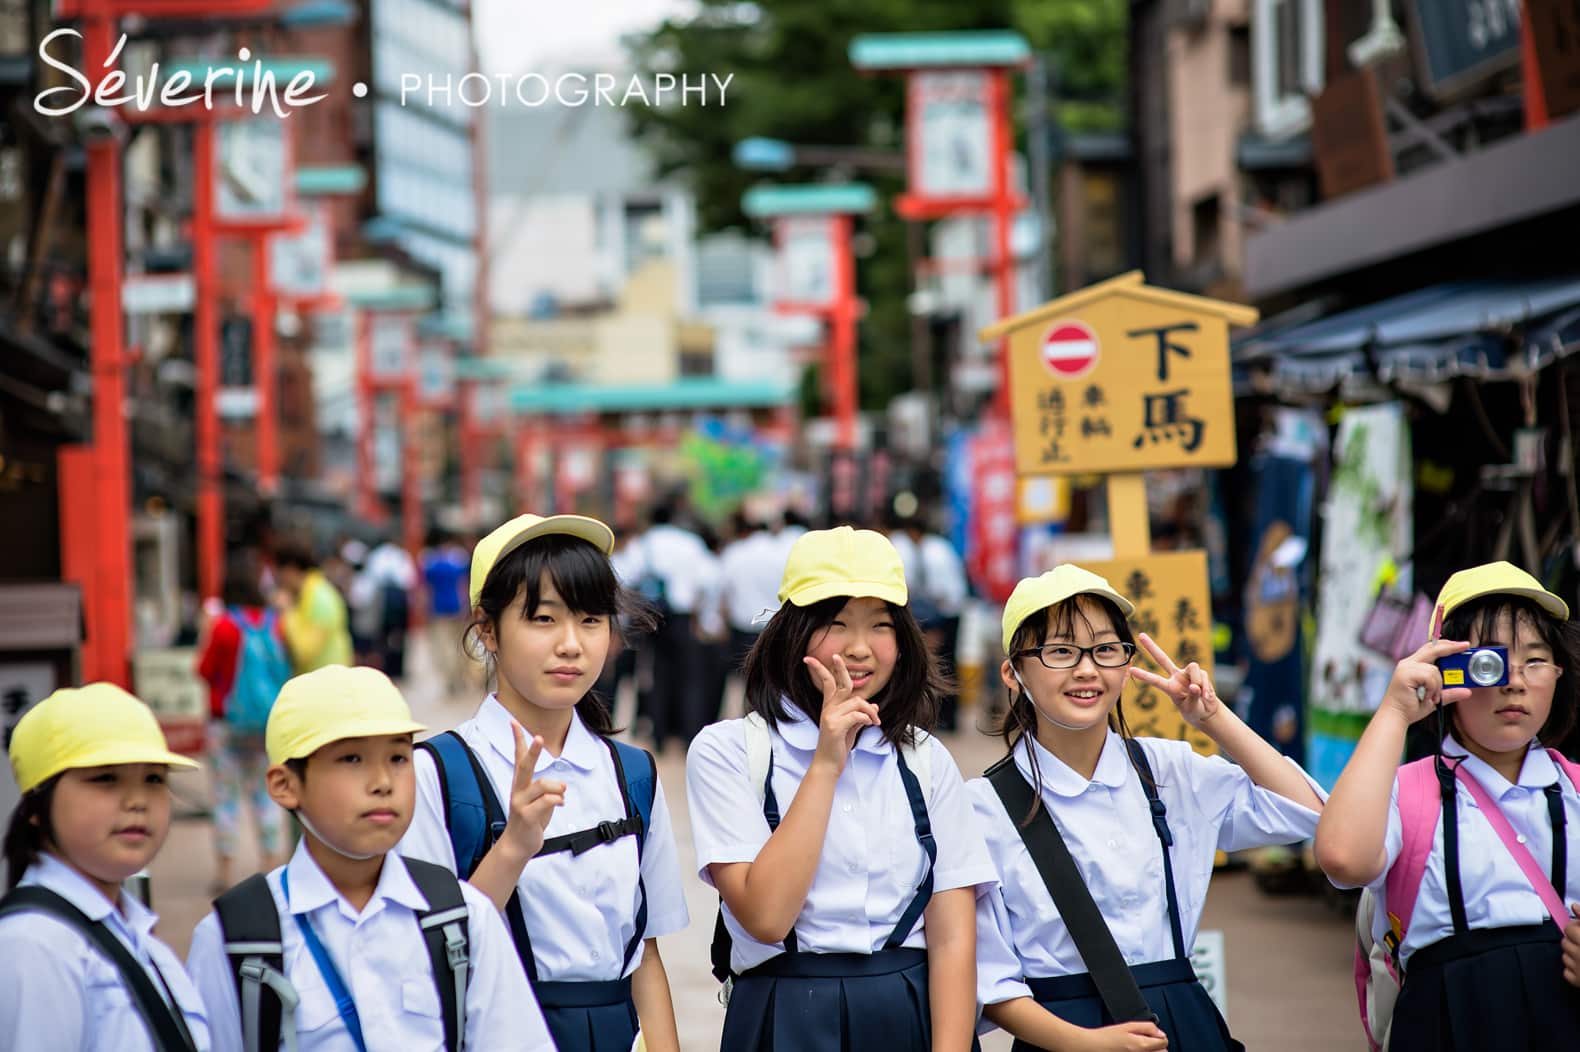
[
  {"left": 417, "top": 730, "right": 656, "bottom": 981},
  {"left": 224, "top": 609, "right": 291, "bottom": 735}
]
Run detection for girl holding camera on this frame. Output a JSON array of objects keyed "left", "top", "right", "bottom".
[{"left": 1317, "top": 561, "right": 1580, "bottom": 1050}]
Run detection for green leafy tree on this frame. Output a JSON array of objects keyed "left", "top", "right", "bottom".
[{"left": 626, "top": 0, "right": 1125, "bottom": 411}]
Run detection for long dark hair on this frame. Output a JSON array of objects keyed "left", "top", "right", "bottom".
[
  {"left": 467, "top": 533, "right": 655, "bottom": 735},
  {"left": 1438, "top": 594, "right": 1580, "bottom": 749},
  {"left": 743, "top": 595, "right": 946, "bottom": 747},
  {"left": 4, "top": 776, "right": 60, "bottom": 890},
  {"left": 997, "top": 594, "right": 1146, "bottom": 825}
]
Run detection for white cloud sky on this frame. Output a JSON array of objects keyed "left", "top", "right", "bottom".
[{"left": 474, "top": 0, "right": 698, "bottom": 75}]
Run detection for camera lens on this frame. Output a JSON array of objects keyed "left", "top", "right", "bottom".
[{"left": 1467, "top": 649, "right": 1506, "bottom": 687}]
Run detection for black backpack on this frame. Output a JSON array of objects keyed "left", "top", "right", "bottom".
[
  {"left": 0, "top": 885, "right": 198, "bottom": 1051},
  {"left": 213, "top": 857, "right": 472, "bottom": 1052}
]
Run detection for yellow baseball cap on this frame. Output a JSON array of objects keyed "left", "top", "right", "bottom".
[
  {"left": 1002, "top": 564, "right": 1137, "bottom": 652},
  {"left": 470, "top": 513, "right": 616, "bottom": 607},
  {"left": 778, "top": 526, "right": 908, "bottom": 608},
  {"left": 9, "top": 683, "right": 199, "bottom": 795},
  {"left": 266, "top": 665, "right": 426, "bottom": 765},
  {"left": 1430, "top": 561, "right": 1570, "bottom": 638}
]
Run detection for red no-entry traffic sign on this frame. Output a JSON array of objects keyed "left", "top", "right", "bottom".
[{"left": 1040, "top": 320, "right": 1099, "bottom": 378}]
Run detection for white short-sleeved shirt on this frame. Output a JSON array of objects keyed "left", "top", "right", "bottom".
[
  {"left": 0, "top": 853, "right": 211, "bottom": 1052},
  {"left": 973, "top": 731, "right": 1326, "bottom": 1006},
  {"left": 687, "top": 709, "right": 998, "bottom": 974},
  {"left": 1333, "top": 737, "right": 1580, "bottom": 968},
  {"left": 187, "top": 841, "right": 551, "bottom": 1052},
  {"left": 398, "top": 699, "right": 690, "bottom": 981},
  {"left": 719, "top": 531, "right": 785, "bottom": 633}
]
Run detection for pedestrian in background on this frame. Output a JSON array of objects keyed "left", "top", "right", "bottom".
[
  {"left": 196, "top": 565, "right": 291, "bottom": 893},
  {"left": 422, "top": 529, "right": 472, "bottom": 696},
  {"left": 364, "top": 535, "right": 418, "bottom": 680},
  {"left": 273, "top": 540, "right": 353, "bottom": 674},
  {"left": 632, "top": 504, "right": 711, "bottom": 753},
  {"left": 720, "top": 512, "right": 782, "bottom": 676},
  {"left": 0, "top": 684, "right": 208, "bottom": 1051}
]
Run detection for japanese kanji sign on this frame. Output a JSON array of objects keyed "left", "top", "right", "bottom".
[
  {"left": 982, "top": 271, "right": 1257, "bottom": 476},
  {"left": 1079, "top": 550, "right": 1218, "bottom": 755}
]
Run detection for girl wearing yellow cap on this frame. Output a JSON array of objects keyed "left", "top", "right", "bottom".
[
  {"left": 687, "top": 525, "right": 996, "bottom": 1052},
  {"left": 972, "top": 565, "right": 1325, "bottom": 1052},
  {"left": 1317, "top": 562, "right": 1580, "bottom": 1050},
  {"left": 397, "top": 513, "right": 690, "bottom": 1052},
  {"left": 0, "top": 683, "right": 209, "bottom": 1051}
]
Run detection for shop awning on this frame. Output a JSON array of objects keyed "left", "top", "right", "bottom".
[{"left": 1234, "top": 275, "right": 1580, "bottom": 396}]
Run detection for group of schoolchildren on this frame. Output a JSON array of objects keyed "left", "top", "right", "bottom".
[{"left": 4, "top": 509, "right": 1580, "bottom": 1052}]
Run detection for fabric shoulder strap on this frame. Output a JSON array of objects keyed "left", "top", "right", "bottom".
[
  {"left": 0, "top": 886, "right": 198, "bottom": 1052},
  {"left": 611, "top": 739, "right": 657, "bottom": 852},
  {"left": 744, "top": 712, "right": 774, "bottom": 807},
  {"left": 1453, "top": 761, "right": 1571, "bottom": 929},
  {"left": 404, "top": 857, "right": 471, "bottom": 1052},
  {"left": 900, "top": 730, "right": 933, "bottom": 806},
  {"left": 985, "top": 755, "right": 1157, "bottom": 1026},
  {"left": 1382, "top": 757, "right": 1444, "bottom": 958},
  {"left": 1547, "top": 748, "right": 1580, "bottom": 792},
  {"left": 215, "top": 874, "right": 299, "bottom": 1052}
]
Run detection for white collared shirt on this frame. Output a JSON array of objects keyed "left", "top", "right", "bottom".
[
  {"left": 973, "top": 731, "right": 1325, "bottom": 1005},
  {"left": 0, "top": 853, "right": 211, "bottom": 1052},
  {"left": 398, "top": 700, "right": 690, "bottom": 981},
  {"left": 687, "top": 708, "right": 998, "bottom": 974},
  {"left": 629, "top": 525, "right": 711, "bottom": 613},
  {"left": 719, "top": 531, "right": 785, "bottom": 633},
  {"left": 187, "top": 842, "right": 550, "bottom": 1052},
  {"left": 1335, "top": 736, "right": 1580, "bottom": 967}
]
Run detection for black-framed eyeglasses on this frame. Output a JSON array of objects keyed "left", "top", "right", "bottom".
[{"left": 1013, "top": 641, "right": 1137, "bottom": 670}]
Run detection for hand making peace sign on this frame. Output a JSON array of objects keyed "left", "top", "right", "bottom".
[
  {"left": 1127, "top": 632, "right": 1224, "bottom": 728},
  {"left": 501, "top": 720, "right": 567, "bottom": 861}
]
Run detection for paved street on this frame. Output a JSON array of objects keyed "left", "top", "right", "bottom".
[{"left": 149, "top": 643, "right": 1360, "bottom": 1050}]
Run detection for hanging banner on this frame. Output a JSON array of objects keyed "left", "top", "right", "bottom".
[
  {"left": 217, "top": 315, "right": 257, "bottom": 419},
  {"left": 777, "top": 216, "right": 837, "bottom": 308},
  {"left": 368, "top": 314, "right": 411, "bottom": 382},
  {"left": 909, "top": 70, "right": 994, "bottom": 200},
  {"left": 967, "top": 418, "right": 1019, "bottom": 604},
  {"left": 215, "top": 118, "right": 291, "bottom": 224},
  {"left": 418, "top": 343, "right": 456, "bottom": 406},
  {"left": 270, "top": 203, "right": 331, "bottom": 299}
]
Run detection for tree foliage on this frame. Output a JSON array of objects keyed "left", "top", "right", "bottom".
[{"left": 625, "top": 0, "right": 1126, "bottom": 411}]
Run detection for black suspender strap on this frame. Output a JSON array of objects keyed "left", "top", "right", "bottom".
[
  {"left": 884, "top": 746, "right": 937, "bottom": 949},
  {"left": 1545, "top": 781, "right": 1567, "bottom": 900},
  {"left": 986, "top": 755, "right": 1158, "bottom": 1026},
  {"left": 0, "top": 887, "right": 198, "bottom": 1051},
  {"left": 760, "top": 742, "right": 800, "bottom": 956},
  {"left": 1437, "top": 762, "right": 1471, "bottom": 937},
  {"left": 1121, "top": 739, "right": 1188, "bottom": 962}
]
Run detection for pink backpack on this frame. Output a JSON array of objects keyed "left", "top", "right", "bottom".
[{"left": 1354, "top": 751, "right": 1580, "bottom": 1051}]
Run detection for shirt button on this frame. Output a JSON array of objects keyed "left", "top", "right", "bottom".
[
  {"left": 591, "top": 950, "right": 601, "bottom": 961},
  {"left": 1517, "top": 834, "right": 1528, "bottom": 844},
  {"left": 842, "top": 802, "right": 853, "bottom": 813},
  {"left": 848, "top": 861, "right": 861, "bottom": 874},
  {"left": 1108, "top": 839, "right": 1118, "bottom": 849}
]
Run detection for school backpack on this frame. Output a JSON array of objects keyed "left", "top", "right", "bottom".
[
  {"left": 416, "top": 729, "right": 657, "bottom": 979},
  {"left": 0, "top": 886, "right": 199, "bottom": 1051},
  {"left": 224, "top": 608, "right": 292, "bottom": 736},
  {"left": 213, "top": 857, "right": 472, "bottom": 1052},
  {"left": 633, "top": 536, "right": 672, "bottom": 616},
  {"left": 708, "top": 713, "right": 934, "bottom": 991},
  {"left": 1353, "top": 750, "right": 1580, "bottom": 1051}
]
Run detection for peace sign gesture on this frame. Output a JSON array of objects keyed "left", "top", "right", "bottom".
[
  {"left": 500, "top": 720, "right": 567, "bottom": 861},
  {"left": 804, "top": 653, "right": 881, "bottom": 776},
  {"left": 1127, "top": 632, "right": 1223, "bottom": 728}
]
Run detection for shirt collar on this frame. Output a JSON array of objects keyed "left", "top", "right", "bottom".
[
  {"left": 26, "top": 853, "right": 157, "bottom": 939},
  {"left": 282, "top": 839, "right": 428, "bottom": 918},
  {"left": 773, "top": 703, "right": 894, "bottom": 755},
  {"left": 1015, "top": 728, "right": 1131, "bottom": 797},
  {"left": 1443, "top": 735, "right": 1555, "bottom": 792},
  {"left": 476, "top": 695, "right": 603, "bottom": 773}
]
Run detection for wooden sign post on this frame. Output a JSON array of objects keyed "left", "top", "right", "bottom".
[{"left": 981, "top": 271, "right": 1258, "bottom": 749}]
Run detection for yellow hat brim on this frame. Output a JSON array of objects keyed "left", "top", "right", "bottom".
[
  {"left": 20, "top": 742, "right": 200, "bottom": 795},
  {"left": 267, "top": 718, "right": 428, "bottom": 767},
  {"left": 1002, "top": 585, "right": 1136, "bottom": 653},
  {"left": 782, "top": 579, "right": 909, "bottom": 609}
]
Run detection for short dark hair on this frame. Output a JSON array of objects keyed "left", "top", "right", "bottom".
[
  {"left": 3, "top": 775, "right": 60, "bottom": 890},
  {"left": 221, "top": 565, "right": 265, "bottom": 608},
  {"left": 467, "top": 533, "right": 655, "bottom": 735},
  {"left": 1440, "top": 594, "right": 1580, "bottom": 748},
  {"left": 742, "top": 595, "right": 945, "bottom": 747},
  {"left": 273, "top": 540, "right": 318, "bottom": 571}
]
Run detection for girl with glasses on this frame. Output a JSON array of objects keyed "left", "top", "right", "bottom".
[
  {"left": 970, "top": 565, "right": 1325, "bottom": 1051},
  {"left": 1317, "top": 562, "right": 1580, "bottom": 1051}
]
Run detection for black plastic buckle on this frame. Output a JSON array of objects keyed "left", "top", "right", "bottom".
[
  {"left": 596, "top": 820, "right": 622, "bottom": 843},
  {"left": 488, "top": 819, "right": 507, "bottom": 842}
]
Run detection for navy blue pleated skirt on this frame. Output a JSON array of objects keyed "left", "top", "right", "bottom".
[
  {"left": 1390, "top": 924, "right": 1580, "bottom": 1052},
  {"left": 721, "top": 948, "right": 966, "bottom": 1052},
  {"left": 536, "top": 978, "right": 638, "bottom": 1052},
  {"left": 1016, "top": 958, "right": 1242, "bottom": 1052}
]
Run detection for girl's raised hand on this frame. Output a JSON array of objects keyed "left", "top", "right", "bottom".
[
  {"left": 1384, "top": 638, "right": 1473, "bottom": 723},
  {"left": 1078, "top": 1021, "right": 1169, "bottom": 1052},
  {"left": 804, "top": 653, "right": 881, "bottom": 775},
  {"left": 1129, "top": 632, "right": 1222, "bottom": 728},
  {"left": 501, "top": 720, "right": 566, "bottom": 861}
]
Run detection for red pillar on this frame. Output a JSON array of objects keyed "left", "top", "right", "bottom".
[
  {"left": 252, "top": 237, "right": 279, "bottom": 492},
  {"left": 193, "top": 120, "right": 223, "bottom": 602},
  {"left": 355, "top": 311, "right": 378, "bottom": 521},
  {"left": 1522, "top": 1, "right": 1549, "bottom": 131},
  {"left": 829, "top": 213, "right": 858, "bottom": 453},
  {"left": 81, "top": 10, "right": 132, "bottom": 686},
  {"left": 401, "top": 374, "right": 422, "bottom": 559},
  {"left": 458, "top": 379, "right": 482, "bottom": 524},
  {"left": 513, "top": 418, "right": 534, "bottom": 513},
  {"left": 989, "top": 67, "right": 1017, "bottom": 419}
]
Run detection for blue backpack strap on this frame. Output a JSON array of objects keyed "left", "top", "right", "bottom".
[{"left": 606, "top": 738, "right": 656, "bottom": 971}]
